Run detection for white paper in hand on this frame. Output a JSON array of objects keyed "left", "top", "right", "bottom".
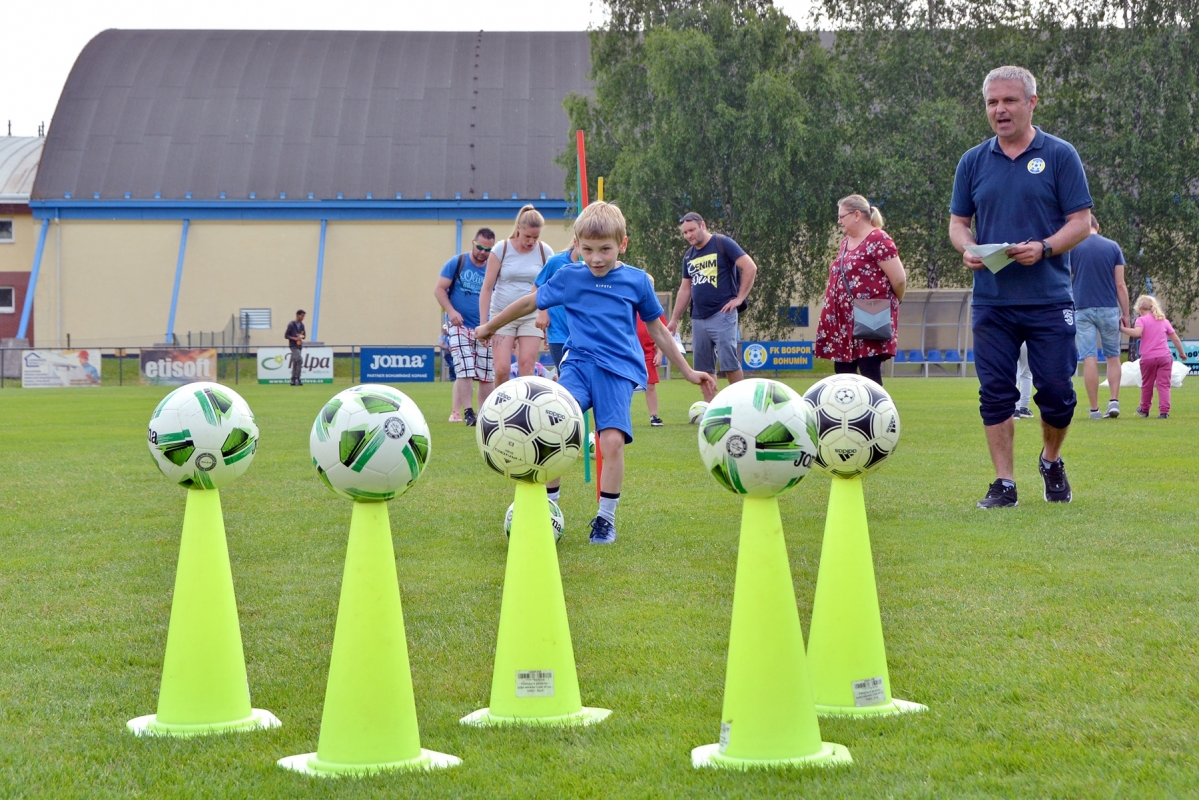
[{"left": 966, "top": 243, "right": 1016, "bottom": 273}]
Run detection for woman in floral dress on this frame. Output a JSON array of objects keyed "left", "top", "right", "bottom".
[{"left": 815, "top": 194, "right": 907, "bottom": 385}]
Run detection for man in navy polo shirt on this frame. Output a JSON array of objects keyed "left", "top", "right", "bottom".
[
  {"left": 1072, "top": 214, "right": 1129, "bottom": 420},
  {"left": 949, "top": 65, "right": 1093, "bottom": 508}
]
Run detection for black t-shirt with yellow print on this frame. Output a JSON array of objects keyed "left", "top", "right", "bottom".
[{"left": 681, "top": 234, "right": 747, "bottom": 320}]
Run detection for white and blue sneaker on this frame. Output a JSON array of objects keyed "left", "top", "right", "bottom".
[{"left": 589, "top": 516, "right": 617, "bottom": 545}]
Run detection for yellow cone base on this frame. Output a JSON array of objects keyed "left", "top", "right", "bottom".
[
  {"left": 127, "top": 708, "right": 281, "bottom": 738},
  {"left": 277, "top": 749, "right": 460, "bottom": 777},
  {"left": 691, "top": 742, "right": 852, "bottom": 771},
  {"left": 459, "top": 706, "right": 611, "bottom": 728},
  {"left": 816, "top": 697, "right": 928, "bottom": 718}
]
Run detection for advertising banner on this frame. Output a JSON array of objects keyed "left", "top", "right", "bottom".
[
  {"left": 741, "top": 341, "right": 814, "bottom": 372},
  {"left": 360, "top": 347, "right": 436, "bottom": 383},
  {"left": 22, "top": 350, "right": 102, "bottom": 388},
  {"left": 141, "top": 348, "right": 218, "bottom": 386},
  {"left": 258, "top": 347, "right": 334, "bottom": 384}
]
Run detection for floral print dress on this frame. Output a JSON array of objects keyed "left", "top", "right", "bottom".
[{"left": 814, "top": 228, "right": 900, "bottom": 362}]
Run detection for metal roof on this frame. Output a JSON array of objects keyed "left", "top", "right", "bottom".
[
  {"left": 0, "top": 137, "right": 44, "bottom": 202},
  {"left": 33, "top": 29, "right": 591, "bottom": 203}
]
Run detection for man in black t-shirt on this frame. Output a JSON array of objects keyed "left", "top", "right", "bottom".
[
  {"left": 285, "top": 310, "right": 306, "bottom": 386},
  {"left": 667, "top": 212, "right": 758, "bottom": 401}
]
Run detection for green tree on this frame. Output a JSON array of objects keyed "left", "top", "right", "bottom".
[{"left": 563, "top": 0, "right": 842, "bottom": 338}]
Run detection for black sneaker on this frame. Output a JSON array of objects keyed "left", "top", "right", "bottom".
[
  {"left": 977, "top": 480, "right": 1018, "bottom": 509},
  {"left": 1014, "top": 407, "right": 1034, "bottom": 419},
  {"left": 1039, "top": 453, "right": 1072, "bottom": 503},
  {"left": 649, "top": 415, "right": 664, "bottom": 427},
  {"left": 1158, "top": 413, "right": 1169, "bottom": 419},
  {"left": 588, "top": 516, "right": 617, "bottom": 545},
  {"left": 1136, "top": 408, "right": 1149, "bottom": 418},
  {"left": 463, "top": 407, "right": 477, "bottom": 427}
]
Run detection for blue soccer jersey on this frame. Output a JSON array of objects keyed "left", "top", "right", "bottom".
[
  {"left": 536, "top": 263, "right": 664, "bottom": 387},
  {"left": 535, "top": 249, "right": 575, "bottom": 345}
]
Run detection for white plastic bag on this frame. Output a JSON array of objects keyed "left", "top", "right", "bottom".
[
  {"left": 1171, "top": 360, "right": 1189, "bottom": 388},
  {"left": 1102, "top": 359, "right": 1191, "bottom": 388}
]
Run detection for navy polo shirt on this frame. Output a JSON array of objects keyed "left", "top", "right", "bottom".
[
  {"left": 951, "top": 127, "right": 1093, "bottom": 307},
  {"left": 1071, "top": 233, "right": 1125, "bottom": 309}
]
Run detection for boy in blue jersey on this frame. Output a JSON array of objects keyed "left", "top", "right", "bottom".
[{"left": 476, "top": 202, "right": 715, "bottom": 544}]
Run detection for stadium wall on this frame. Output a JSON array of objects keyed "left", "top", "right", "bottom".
[{"left": 29, "top": 218, "right": 575, "bottom": 348}]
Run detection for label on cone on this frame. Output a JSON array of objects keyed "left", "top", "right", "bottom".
[
  {"left": 852, "top": 676, "right": 886, "bottom": 707},
  {"left": 515, "top": 670, "right": 554, "bottom": 698},
  {"left": 718, "top": 721, "right": 731, "bottom": 752}
]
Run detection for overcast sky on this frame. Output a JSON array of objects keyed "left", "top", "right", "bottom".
[{"left": 3, "top": 0, "right": 816, "bottom": 137}]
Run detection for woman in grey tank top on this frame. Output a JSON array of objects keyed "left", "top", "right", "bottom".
[{"left": 479, "top": 204, "right": 554, "bottom": 387}]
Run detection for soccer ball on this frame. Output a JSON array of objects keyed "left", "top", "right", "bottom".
[
  {"left": 802, "top": 374, "right": 901, "bottom": 479},
  {"left": 689, "top": 400, "right": 709, "bottom": 425},
  {"left": 148, "top": 382, "right": 258, "bottom": 490},
  {"left": 504, "top": 499, "right": 565, "bottom": 543},
  {"left": 310, "top": 384, "right": 430, "bottom": 502},
  {"left": 476, "top": 376, "right": 584, "bottom": 483},
  {"left": 696, "top": 379, "right": 817, "bottom": 498},
  {"left": 587, "top": 431, "right": 597, "bottom": 459}
]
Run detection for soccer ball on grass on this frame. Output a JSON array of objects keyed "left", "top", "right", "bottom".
[
  {"left": 801, "top": 374, "right": 900, "bottom": 479},
  {"left": 688, "top": 400, "right": 709, "bottom": 424},
  {"left": 696, "top": 379, "right": 817, "bottom": 498},
  {"left": 310, "top": 384, "right": 431, "bottom": 501},
  {"left": 148, "top": 382, "right": 258, "bottom": 490}
]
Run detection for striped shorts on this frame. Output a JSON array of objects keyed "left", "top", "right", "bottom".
[{"left": 446, "top": 325, "right": 494, "bottom": 382}]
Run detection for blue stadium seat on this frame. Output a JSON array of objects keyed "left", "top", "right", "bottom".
[
  {"left": 908, "top": 349, "right": 924, "bottom": 363},
  {"left": 927, "top": 349, "right": 944, "bottom": 363},
  {"left": 893, "top": 350, "right": 907, "bottom": 363},
  {"left": 966, "top": 349, "right": 975, "bottom": 362},
  {"left": 945, "top": 349, "right": 962, "bottom": 363}
]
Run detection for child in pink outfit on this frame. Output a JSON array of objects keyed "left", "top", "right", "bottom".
[{"left": 1121, "top": 294, "right": 1186, "bottom": 418}]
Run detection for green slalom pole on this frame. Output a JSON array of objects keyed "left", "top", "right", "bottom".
[
  {"left": 128, "top": 488, "right": 280, "bottom": 737},
  {"left": 279, "top": 501, "right": 459, "bottom": 776}
]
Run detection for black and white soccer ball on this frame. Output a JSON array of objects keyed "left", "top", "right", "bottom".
[
  {"left": 476, "top": 377, "right": 584, "bottom": 483},
  {"left": 504, "top": 498, "right": 565, "bottom": 543},
  {"left": 802, "top": 374, "right": 901, "bottom": 479}
]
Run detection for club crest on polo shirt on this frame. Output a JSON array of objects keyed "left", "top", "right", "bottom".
[
  {"left": 1063, "top": 309, "right": 1074, "bottom": 326},
  {"left": 1028, "top": 158, "right": 1046, "bottom": 174}
]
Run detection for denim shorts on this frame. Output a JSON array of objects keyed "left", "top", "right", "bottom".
[{"left": 1074, "top": 306, "right": 1121, "bottom": 360}]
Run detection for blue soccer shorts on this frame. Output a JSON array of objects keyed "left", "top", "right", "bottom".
[
  {"left": 557, "top": 354, "right": 636, "bottom": 443},
  {"left": 972, "top": 303, "right": 1078, "bottom": 429}
]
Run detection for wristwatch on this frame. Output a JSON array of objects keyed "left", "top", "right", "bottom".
[{"left": 1039, "top": 240, "right": 1054, "bottom": 258}]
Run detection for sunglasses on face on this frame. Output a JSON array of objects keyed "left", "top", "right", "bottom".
[{"left": 474, "top": 242, "right": 493, "bottom": 252}]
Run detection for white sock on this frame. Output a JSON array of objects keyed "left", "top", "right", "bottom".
[
  {"left": 598, "top": 492, "right": 620, "bottom": 524},
  {"left": 547, "top": 487, "right": 560, "bottom": 503}
]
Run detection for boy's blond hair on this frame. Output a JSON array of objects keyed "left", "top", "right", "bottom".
[
  {"left": 574, "top": 201, "right": 627, "bottom": 242},
  {"left": 1134, "top": 294, "right": 1166, "bottom": 321}
]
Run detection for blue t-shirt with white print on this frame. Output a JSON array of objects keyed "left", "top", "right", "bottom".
[{"left": 536, "top": 262, "right": 664, "bottom": 387}]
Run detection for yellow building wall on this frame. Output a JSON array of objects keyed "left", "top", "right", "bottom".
[
  {"left": 30, "top": 215, "right": 577, "bottom": 348},
  {"left": 0, "top": 213, "right": 38, "bottom": 274}
]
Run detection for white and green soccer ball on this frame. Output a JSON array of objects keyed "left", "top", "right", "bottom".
[
  {"left": 310, "top": 384, "right": 430, "bottom": 502},
  {"left": 688, "top": 400, "right": 709, "bottom": 425},
  {"left": 697, "top": 379, "right": 817, "bottom": 498},
  {"left": 802, "top": 374, "right": 901, "bottom": 479},
  {"left": 148, "top": 382, "right": 258, "bottom": 490},
  {"left": 477, "top": 376, "right": 584, "bottom": 483},
  {"left": 504, "top": 498, "right": 564, "bottom": 543}
]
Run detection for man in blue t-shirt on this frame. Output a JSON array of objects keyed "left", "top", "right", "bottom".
[
  {"left": 477, "top": 202, "right": 715, "bottom": 545},
  {"left": 535, "top": 240, "right": 579, "bottom": 370},
  {"left": 667, "top": 212, "right": 758, "bottom": 402},
  {"left": 949, "top": 66, "right": 1093, "bottom": 509},
  {"left": 434, "top": 227, "right": 496, "bottom": 426},
  {"left": 1071, "top": 214, "right": 1129, "bottom": 420}
]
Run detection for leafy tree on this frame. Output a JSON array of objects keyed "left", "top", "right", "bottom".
[{"left": 563, "top": 0, "right": 843, "bottom": 338}]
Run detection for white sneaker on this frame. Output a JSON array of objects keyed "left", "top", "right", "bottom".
[{"left": 1104, "top": 400, "right": 1120, "bottom": 418}]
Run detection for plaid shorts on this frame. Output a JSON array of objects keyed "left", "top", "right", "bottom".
[{"left": 445, "top": 325, "right": 494, "bottom": 382}]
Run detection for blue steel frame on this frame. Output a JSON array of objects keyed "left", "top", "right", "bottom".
[{"left": 164, "top": 219, "right": 190, "bottom": 343}]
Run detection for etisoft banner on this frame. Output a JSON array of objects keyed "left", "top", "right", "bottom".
[
  {"left": 741, "top": 341, "right": 814, "bottom": 371},
  {"left": 359, "top": 347, "right": 436, "bottom": 383},
  {"left": 141, "top": 349, "right": 218, "bottom": 385},
  {"left": 258, "top": 347, "right": 334, "bottom": 384},
  {"left": 22, "top": 350, "right": 102, "bottom": 388}
]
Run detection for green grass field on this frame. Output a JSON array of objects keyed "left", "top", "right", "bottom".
[{"left": 1, "top": 376, "right": 1196, "bottom": 798}]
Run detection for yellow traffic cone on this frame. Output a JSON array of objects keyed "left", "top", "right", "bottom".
[
  {"left": 461, "top": 481, "right": 610, "bottom": 727},
  {"left": 279, "top": 501, "right": 459, "bottom": 776},
  {"left": 692, "top": 496, "right": 851, "bottom": 770},
  {"left": 806, "top": 477, "right": 927, "bottom": 717},
  {"left": 128, "top": 488, "right": 280, "bottom": 736}
]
